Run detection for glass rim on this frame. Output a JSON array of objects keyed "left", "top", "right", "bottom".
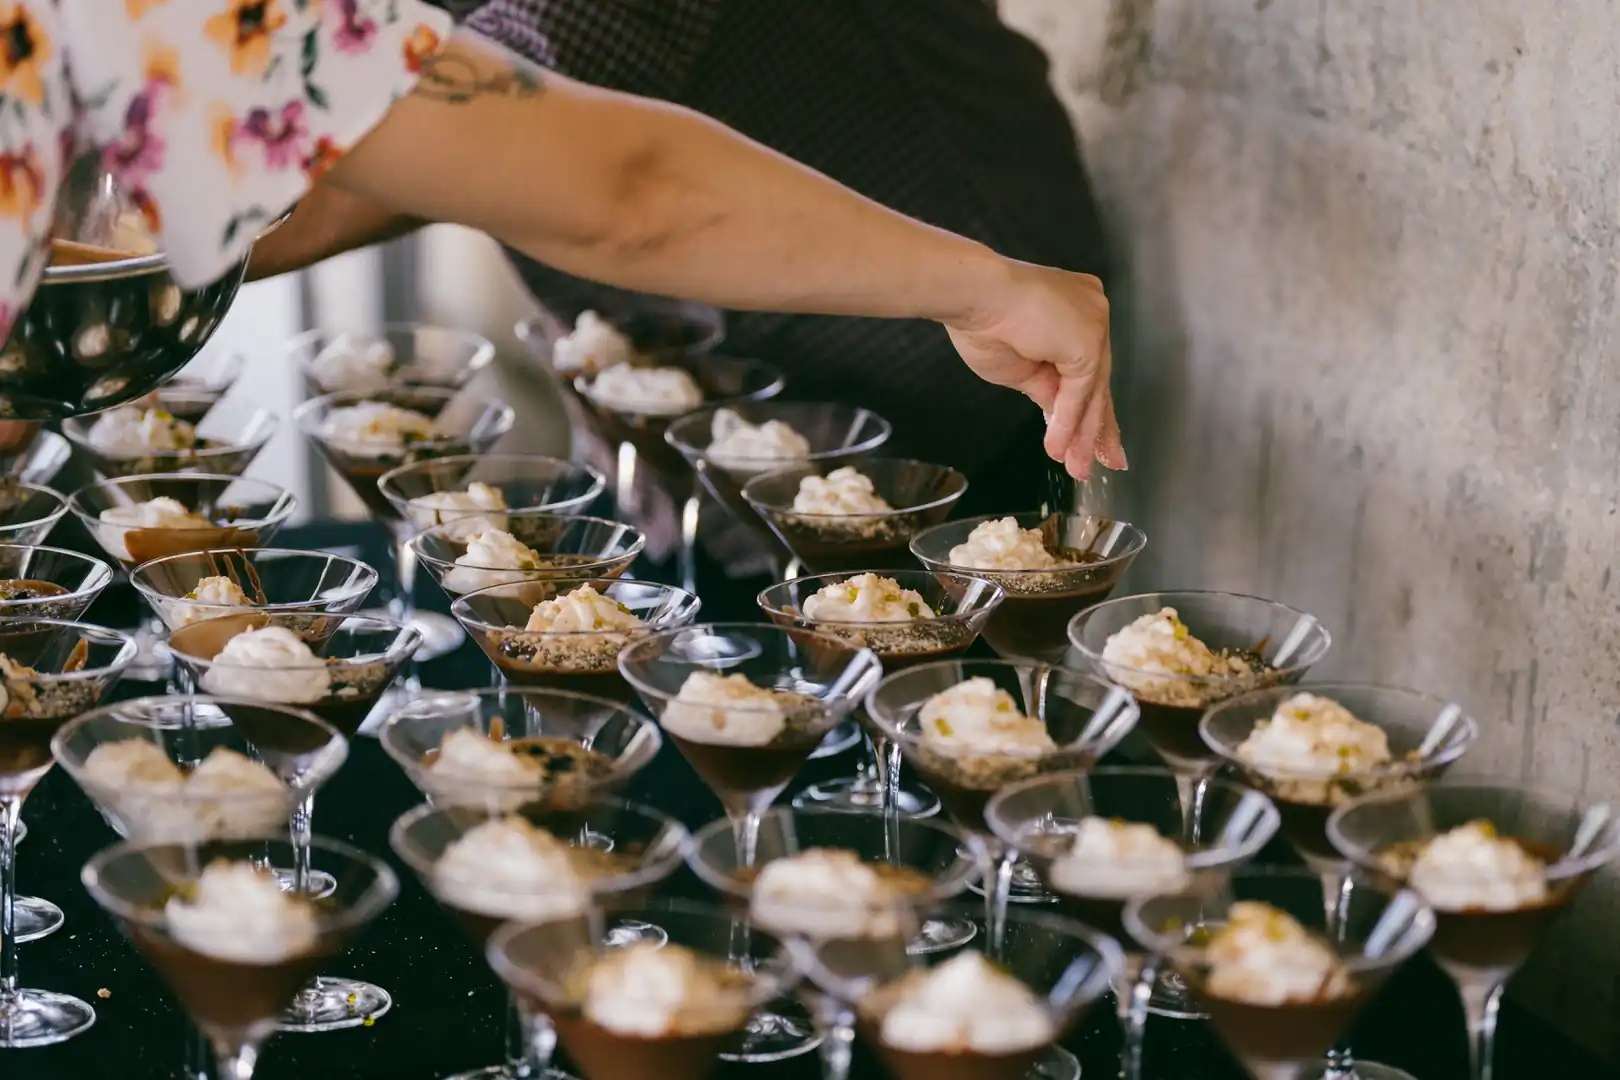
[
  {"left": 754, "top": 569, "right": 1006, "bottom": 629},
  {"left": 864, "top": 656, "right": 1132, "bottom": 745},
  {"left": 741, "top": 458, "right": 968, "bottom": 519},
  {"left": 450, "top": 578, "right": 700, "bottom": 638},
  {"left": 410, "top": 514, "right": 647, "bottom": 573},
  {"left": 616, "top": 621, "right": 881, "bottom": 712},
  {"left": 67, "top": 474, "right": 299, "bottom": 529},
  {"left": 282, "top": 323, "right": 497, "bottom": 369},
  {"left": 571, "top": 360, "right": 785, "bottom": 418},
  {"left": 62, "top": 409, "right": 281, "bottom": 459},
  {"left": 662, "top": 402, "right": 893, "bottom": 463},
  {"left": 376, "top": 453, "right": 608, "bottom": 510},
  {"left": 128, "top": 546, "right": 380, "bottom": 611},
  {"left": 0, "top": 619, "right": 137, "bottom": 682},
  {"left": 0, "top": 481, "right": 70, "bottom": 529},
  {"left": 168, "top": 616, "right": 423, "bottom": 671},
  {"left": 290, "top": 387, "right": 514, "bottom": 435},
  {"left": 910, "top": 511, "right": 1148, "bottom": 578},
  {"left": 0, "top": 542, "right": 114, "bottom": 604}
]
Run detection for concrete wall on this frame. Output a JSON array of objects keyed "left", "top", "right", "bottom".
[{"left": 1002, "top": 0, "right": 1620, "bottom": 1059}]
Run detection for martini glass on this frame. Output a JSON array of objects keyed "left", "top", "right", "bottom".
[
  {"left": 391, "top": 798, "right": 691, "bottom": 1080},
  {"left": 83, "top": 836, "right": 398, "bottom": 1080},
  {"left": 1125, "top": 867, "right": 1435, "bottom": 1080},
  {"left": 488, "top": 899, "right": 798, "bottom": 1080},
  {"left": 414, "top": 513, "right": 646, "bottom": 599},
  {"left": 378, "top": 453, "right": 607, "bottom": 533},
  {"left": 0, "top": 544, "right": 115, "bottom": 623},
  {"left": 0, "top": 431, "right": 71, "bottom": 488},
  {"left": 986, "top": 767, "right": 1281, "bottom": 1079},
  {"left": 848, "top": 905, "right": 1122, "bottom": 1080},
  {"left": 63, "top": 406, "right": 279, "bottom": 480},
  {"left": 130, "top": 547, "right": 380, "bottom": 639},
  {"left": 162, "top": 346, "right": 247, "bottom": 406},
  {"left": 0, "top": 621, "right": 135, "bottom": 1046},
  {"left": 757, "top": 570, "right": 1005, "bottom": 816},
  {"left": 864, "top": 658, "right": 1140, "bottom": 960},
  {"left": 618, "top": 622, "right": 883, "bottom": 1063},
  {"left": 1070, "top": 591, "right": 1333, "bottom": 829},
  {"left": 294, "top": 388, "right": 515, "bottom": 662},
  {"left": 452, "top": 579, "right": 701, "bottom": 698},
  {"left": 743, "top": 459, "right": 968, "bottom": 576},
  {"left": 0, "top": 483, "right": 71, "bottom": 546},
  {"left": 1328, "top": 780, "right": 1620, "bottom": 1080},
  {"left": 284, "top": 323, "right": 496, "bottom": 397},
  {"left": 911, "top": 511, "right": 1146, "bottom": 663}
]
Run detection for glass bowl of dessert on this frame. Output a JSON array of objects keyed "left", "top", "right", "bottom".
[
  {"left": 453, "top": 579, "right": 701, "bottom": 700},
  {"left": 1329, "top": 780, "right": 1620, "bottom": 1080},
  {"left": 378, "top": 452, "right": 607, "bottom": 530},
  {"left": 413, "top": 513, "right": 646, "bottom": 599},
  {"left": 487, "top": 899, "right": 800, "bottom": 1080},
  {"left": 757, "top": 570, "right": 1005, "bottom": 816},
  {"left": 743, "top": 459, "right": 968, "bottom": 575},
  {"left": 0, "top": 544, "right": 115, "bottom": 624},
  {"left": 0, "top": 620, "right": 135, "bottom": 1046},
  {"left": 1070, "top": 592, "right": 1333, "bottom": 828},
  {"left": 392, "top": 800, "right": 692, "bottom": 1080},
  {"left": 0, "top": 430, "right": 72, "bottom": 489},
  {"left": 1125, "top": 867, "right": 1435, "bottom": 1080},
  {"left": 63, "top": 401, "right": 278, "bottom": 481},
  {"left": 130, "top": 547, "right": 381, "bottom": 636},
  {"left": 295, "top": 387, "right": 516, "bottom": 662},
  {"left": 853, "top": 906, "right": 1123, "bottom": 1080},
  {"left": 912, "top": 511, "right": 1146, "bottom": 663},
  {"left": 986, "top": 767, "right": 1280, "bottom": 1067},
  {"left": 70, "top": 474, "right": 298, "bottom": 570},
  {"left": 82, "top": 836, "right": 398, "bottom": 1080},
  {"left": 284, "top": 324, "right": 497, "bottom": 398},
  {"left": 379, "top": 686, "right": 664, "bottom": 814},
  {"left": 0, "top": 483, "right": 71, "bottom": 546}
]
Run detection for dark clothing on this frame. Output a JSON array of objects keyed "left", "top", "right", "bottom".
[{"left": 454, "top": 0, "right": 1108, "bottom": 488}]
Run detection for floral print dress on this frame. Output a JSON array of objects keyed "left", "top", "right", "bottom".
[{"left": 0, "top": 0, "right": 452, "bottom": 340}]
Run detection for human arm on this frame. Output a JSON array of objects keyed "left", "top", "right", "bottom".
[{"left": 246, "top": 187, "right": 423, "bottom": 283}]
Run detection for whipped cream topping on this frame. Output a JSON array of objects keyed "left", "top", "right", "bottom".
[
  {"left": 751, "top": 848, "right": 907, "bottom": 939},
  {"left": 801, "top": 573, "right": 935, "bottom": 624},
  {"left": 1099, "top": 607, "right": 1256, "bottom": 707},
  {"left": 584, "top": 365, "right": 703, "bottom": 416},
  {"left": 659, "top": 672, "right": 792, "bottom": 747},
  {"left": 947, "top": 518, "right": 1076, "bottom": 572},
  {"left": 704, "top": 409, "right": 811, "bottom": 472},
  {"left": 917, "top": 677, "right": 1056, "bottom": 758},
  {"left": 309, "top": 334, "right": 395, "bottom": 393},
  {"left": 319, "top": 402, "right": 436, "bottom": 457},
  {"left": 98, "top": 498, "right": 215, "bottom": 561},
  {"left": 1049, "top": 817, "right": 1190, "bottom": 900},
  {"left": 82, "top": 739, "right": 185, "bottom": 790},
  {"left": 584, "top": 942, "right": 750, "bottom": 1038},
  {"left": 524, "top": 584, "right": 645, "bottom": 634},
  {"left": 879, "top": 951, "right": 1054, "bottom": 1054},
  {"left": 1235, "top": 693, "right": 1396, "bottom": 804},
  {"left": 1204, "top": 901, "right": 1352, "bottom": 1006},
  {"left": 86, "top": 406, "right": 198, "bottom": 459},
  {"left": 200, "top": 626, "right": 332, "bottom": 705},
  {"left": 83, "top": 743, "right": 291, "bottom": 841},
  {"left": 432, "top": 817, "right": 589, "bottom": 920},
  {"left": 166, "top": 860, "right": 319, "bottom": 963},
  {"left": 442, "top": 528, "right": 546, "bottom": 595},
  {"left": 1406, "top": 821, "right": 1550, "bottom": 913},
  {"left": 408, "top": 483, "right": 510, "bottom": 542},
  {"left": 171, "top": 575, "right": 252, "bottom": 628},
  {"left": 428, "top": 729, "right": 539, "bottom": 784},
  {"left": 791, "top": 467, "right": 893, "bottom": 516},
  {"left": 552, "top": 311, "right": 635, "bottom": 376}
]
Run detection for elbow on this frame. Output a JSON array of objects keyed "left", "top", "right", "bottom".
[{"left": 568, "top": 131, "right": 727, "bottom": 271}]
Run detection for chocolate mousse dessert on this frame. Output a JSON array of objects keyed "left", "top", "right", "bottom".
[
  {"left": 747, "top": 464, "right": 963, "bottom": 574},
  {"left": 309, "top": 394, "right": 468, "bottom": 521},
  {"left": 859, "top": 951, "right": 1060, "bottom": 1080},
  {"left": 69, "top": 405, "right": 241, "bottom": 478},
  {"left": 742, "top": 848, "right": 932, "bottom": 941},
  {"left": 80, "top": 740, "right": 291, "bottom": 841},
  {"left": 422, "top": 727, "right": 618, "bottom": 808},
  {"left": 436, "top": 527, "right": 613, "bottom": 596},
  {"left": 1024, "top": 818, "right": 1191, "bottom": 942},
  {"left": 656, "top": 672, "right": 825, "bottom": 803},
  {"left": 96, "top": 497, "right": 261, "bottom": 568},
  {"left": 771, "top": 573, "right": 976, "bottom": 669},
  {"left": 466, "top": 583, "right": 649, "bottom": 699},
  {"left": 0, "top": 651, "right": 98, "bottom": 787},
  {"left": 684, "top": 407, "right": 813, "bottom": 537}
]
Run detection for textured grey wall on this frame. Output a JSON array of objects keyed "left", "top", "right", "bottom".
[{"left": 1004, "top": 0, "right": 1620, "bottom": 1059}]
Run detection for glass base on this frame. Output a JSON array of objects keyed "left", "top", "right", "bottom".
[
  {"left": 271, "top": 867, "right": 338, "bottom": 900},
  {"left": 808, "top": 719, "right": 863, "bottom": 761},
  {"left": 1297, "top": 1060, "right": 1419, "bottom": 1080},
  {"left": 16, "top": 895, "right": 64, "bottom": 943},
  {"left": 1030, "top": 1045, "right": 1081, "bottom": 1080},
  {"left": 908, "top": 915, "right": 978, "bottom": 955},
  {"left": 966, "top": 857, "right": 1057, "bottom": 904},
  {"left": 792, "top": 775, "right": 941, "bottom": 817},
  {"left": 720, "top": 996, "right": 822, "bottom": 1063},
  {"left": 358, "top": 607, "right": 464, "bottom": 662},
  {"left": 278, "top": 976, "right": 391, "bottom": 1033},
  {"left": 441, "top": 1069, "right": 575, "bottom": 1080},
  {"left": 0, "top": 988, "right": 96, "bottom": 1047},
  {"left": 603, "top": 919, "right": 667, "bottom": 949},
  {"left": 1146, "top": 967, "right": 1206, "bottom": 1020}
]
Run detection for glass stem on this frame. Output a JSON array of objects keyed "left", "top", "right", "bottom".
[
  {"left": 289, "top": 793, "right": 323, "bottom": 1008},
  {"left": 214, "top": 1043, "right": 259, "bottom": 1080},
  {"left": 391, "top": 529, "right": 418, "bottom": 622},
  {"left": 1116, "top": 953, "right": 1153, "bottom": 1080},
  {"left": 727, "top": 810, "right": 763, "bottom": 968},
  {"left": 1317, "top": 867, "right": 1356, "bottom": 1072},
  {"left": 851, "top": 729, "right": 881, "bottom": 795},
  {"left": 507, "top": 992, "right": 555, "bottom": 1078},
  {"left": 679, "top": 493, "right": 700, "bottom": 595},
  {"left": 1457, "top": 976, "right": 1505, "bottom": 1080},
  {"left": 983, "top": 842, "right": 1014, "bottom": 961},
  {"left": 816, "top": 998, "right": 856, "bottom": 1080},
  {"left": 873, "top": 734, "right": 901, "bottom": 813},
  {"left": 1173, "top": 766, "right": 1214, "bottom": 843},
  {"left": 0, "top": 798, "right": 20, "bottom": 1001},
  {"left": 183, "top": 1023, "right": 210, "bottom": 1080}
]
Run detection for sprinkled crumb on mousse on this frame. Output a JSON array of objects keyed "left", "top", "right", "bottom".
[
  {"left": 319, "top": 402, "right": 437, "bottom": 457},
  {"left": 1397, "top": 820, "right": 1550, "bottom": 913},
  {"left": 787, "top": 468, "right": 894, "bottom": 536},
  {"left": 581, "top": 942, "right": 753, "bottom": 1038},
  {"left": 802, "top": 573, "right": 934, "bottom": 623},
  {"left": 490, "top": 584, "right": 648, "bottom": 672},
  {"left": 658, "top": 671, "right": 812, "bottom": 748},
  {"left": 1203, "top": 902, "right": 1353, "bottom": 1007},
  {"left": 1099, "top": 606, "right": 1262, "bottom": 708},
  {"left": 947, "top": 517, "right": 1078, "bottom": 573},
  {"left": 918, "top": 677, "right": 1056, "bottom": 759},
  {"left": 1234, "top": 692, "right": 1410, "bottom": 804}
]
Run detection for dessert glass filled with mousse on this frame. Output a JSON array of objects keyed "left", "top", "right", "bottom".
[
  {"left": 742, "top": 459, "right": 967, "bottom": 574},
  {"left": 453, "top": 578, "right": 700, "bottom": 699},
  {"left": 71, "top": 474, "right": 298, "bottom": 570},
  {"left": 0, "top": 544, "right": 115, "bottom": 630},
  {"left": 489, "top": 899, "right": 798, "bottom": 1080},
  {"left": 1328, "top": 780, "right": 1620, "bottom": 1080},
  {"left": 413, "top": 513, "right": 646, "bottom": 599},
  {"left": 377, "top": 452, "right": 606, "bottom": 538},
  {"left": 82, "top": 837, "right": 398, "bottom": 1080},
  {"left": 1125, "top": 868, "right": 1435, "bottom": 1080},
  {"left": 286, "top": 323, "right": 496, "bottom": 398},
  {"left": 129, "top": 547, "right": 380, "bottom": 640},
  {"left": 0, "top": 623, "right": 134, "bottom": 1048},
  {"left": 756, "top": 569, "right": 1005, "bottom": 815},
  {"left": 911, "top": 512, "right": 1145, "bottom": 663},
  {"left": 65, "top": 399, "right": 278, "bottom": 479}
]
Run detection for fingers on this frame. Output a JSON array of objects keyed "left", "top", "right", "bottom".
[
  {"left": 1021, "top": 366, "right": 1059, "bottom": 414},
  {"left": 1095, "top": 391, "right": 1127, "bottom": 469},
  {"left": 1066, "top": 383, "right": 1108, "bottom": 479},
  {"left": 1043, "top": 372, "right": 1090, "bottom": 475}
]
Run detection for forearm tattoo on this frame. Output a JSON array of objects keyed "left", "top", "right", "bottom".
[{"left": 415, "top": 49, "right": 546, "bottom": 105}]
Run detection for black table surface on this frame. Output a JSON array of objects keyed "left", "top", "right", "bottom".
[{"left": 8, "top": 521, "right": 1616, "bottom": 1080}]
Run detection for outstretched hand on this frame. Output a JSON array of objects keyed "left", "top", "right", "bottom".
[{"left": 944, "top": 261, "right": 1125, "bottom": 479}]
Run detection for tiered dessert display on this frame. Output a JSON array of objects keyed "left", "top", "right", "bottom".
[
  {"left": 1069, "top": 592, "right": 1333, "bottom": 828},
  {"left": 487, "top": 900, "right": 798, "bottom": 1080},
  {"left": 63, "top": 400, "right": 279, "bottom": 482},
  {"left": 1329, "top": 781, "right": 1620, "bottom": 1080},
  {"left": 911, "top": 511, "right": 1146, "bottom": 663},
  {"left": 985, "top": 767, "right": 1281, "bottom": 1079},
  {"left": 413, "top": 513, "right": 646, "bottom": 599},
  {"left": 130, "top": 548, "right": 381, "bottom": 640},
  {"left": 756, "top": 570, "right": 1005, "bottom": 815},
  {"left": 0, "top": 622, "right": 135, "bottom": 1046},
  {"left": 285, "top": 324, "right": 496, "bottom": 399},
  {"left": 392, "top": 799, "right": 691, "bottom": 1080},
  {"left": 1125, "top": 868, "right": 1436, "bottom": 1080},
  {"left": 618, "top": 623, "right": 882, "bottom": 1062},
  {"left": 0, "top": 484, "right": 72, "bottom": 546},
  {"left": 294, "top": 388, "right": 515, "bottom": 662},
  {"left": 83, "top": 837, "right": 398, "bottom": 1080},
  {"left": 452, "top": 579, "right": 701, "bottom": 698},
  {"left": 743, "top": 459, "right": 968, "bottom": 575}
]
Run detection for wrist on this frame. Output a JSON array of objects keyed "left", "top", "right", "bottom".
[{"left": 930, "top": 243, "right": 1020, "bottom": 333}]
